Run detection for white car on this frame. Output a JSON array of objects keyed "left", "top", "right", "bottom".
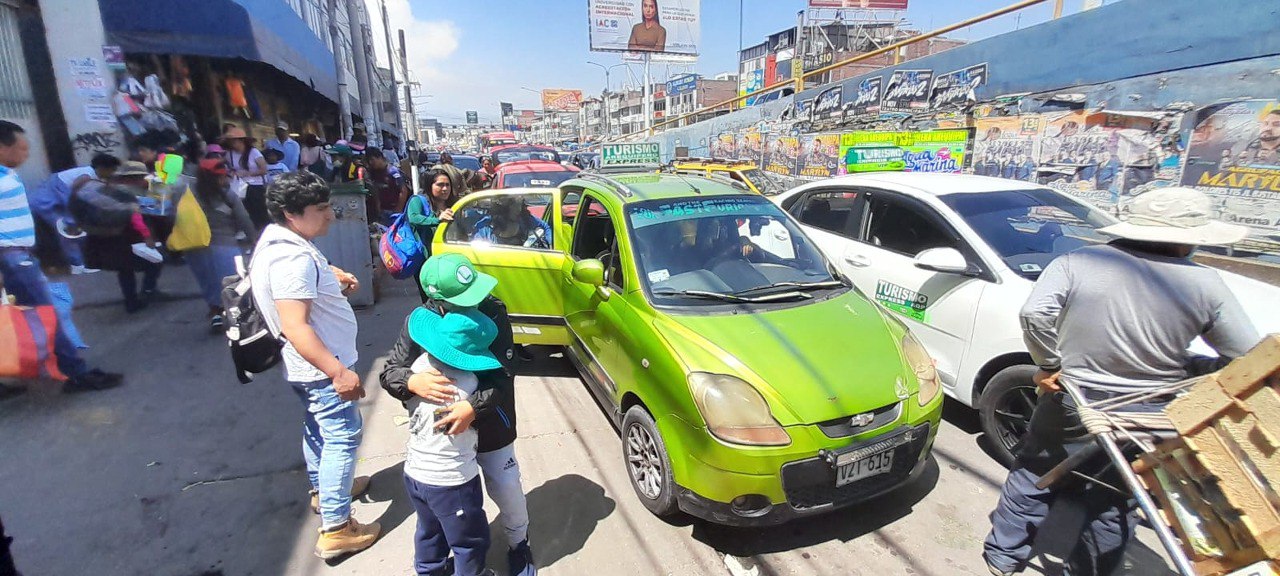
[{"left": 772, "top": 172, "right": 1280, "bottom": 465}]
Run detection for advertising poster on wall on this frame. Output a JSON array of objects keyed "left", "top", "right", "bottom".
[
  {"left": 588, "top": 0, "right": 700, "bottom": 55},
  {"left": 741, "top": 131, "right": 764, "bottom": 165},
  {"left": 973, "top": 115, "right": 1040, "bottom": 181},
  {"left": 881, "top": 69, "right": 933, "bottom": 114},
  {"left": 711, "top": 132, "right": 737, "bottom": 158},
  {"left": 848, "top": 77, "right": 882, "bottom": 120},
  {"left": 798, "top": 133, "right": 841, "bottom": 178},
  {"left": 811, "top": 85, "right": 844, "bottom": 123},
  {"left": 838, "top": 129, "right": 970, "bottom": 174},
  {"left": 1181, "top": 99, "right": 1280, "bottom": 237},
  {"left": 929, "top": 63, "right": 988, "bottom": 110},
  {"left": 764, "top": 135, "right": 799, "bottom": 175},
  {"left": 742, "top": 69, "right": 765, "bottom": 106}
]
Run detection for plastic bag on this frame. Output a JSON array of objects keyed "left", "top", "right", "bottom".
[{"left": 167, "top": 189, "right": 211, "bottom": 251}]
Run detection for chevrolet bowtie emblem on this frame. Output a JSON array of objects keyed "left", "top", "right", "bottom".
[{"left": 849, "top": 412, "right": 875, "bottom": 427}]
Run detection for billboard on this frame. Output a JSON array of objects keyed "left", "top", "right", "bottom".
[
  {"left": 466, "top": 111, "right": 478, "bottom": 124},
  {"left": 809, "top": 0, "right": 908, "bottom": 8},
  {"left": 666, "top": 74, "right": 698, "bottom": 96},
  {"left": 838, "top": 129, "right": 971, "bottom": 174},
  {"left": 1181, "top": 99, "right": 1280, "bottom": 237},
  {"left": 589, "top": 0, "right": 699, "bottom": 56},
  {"left": 500, "top": 102, "right": 514, "bottom": 117},
  {"left": 541, "top": 89, "right": 584, "bottom": 112}
]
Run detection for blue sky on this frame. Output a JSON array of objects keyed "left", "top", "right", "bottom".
[{"left": 367, "top": 0, "right": 1087, "bottom": 124}]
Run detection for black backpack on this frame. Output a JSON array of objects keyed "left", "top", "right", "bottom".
[{"left": 220, "top": 239, "right": 309, "bottom": 383}]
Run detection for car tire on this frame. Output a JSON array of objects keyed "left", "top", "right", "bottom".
[
  {"left": 978, "top": 365, "right": 1040, "bottom": 468},
  {"left": 621, "top": 405, "right": 680, "bottom": 518}
]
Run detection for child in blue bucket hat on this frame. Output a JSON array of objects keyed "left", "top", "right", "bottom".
[{"left": 402, "top": 296, "right": 502, "bottom": 576}]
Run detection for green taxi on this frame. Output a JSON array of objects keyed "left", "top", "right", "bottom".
[{"left": 431, "top": 172, "right": 943, "bottom": 525}]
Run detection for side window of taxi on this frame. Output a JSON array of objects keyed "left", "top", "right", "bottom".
[
  {"left": 788, "top": 190, "right": 863, "bottom": 239},
  {"left": 571, "top": 195, "right": 624, "bottom": 289},
  {"left": 445, "top": 192, "right": 556, "bottom": 250}
]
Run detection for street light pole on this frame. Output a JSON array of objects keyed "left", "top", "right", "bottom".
[{"left": 587, "top": 61, "right": 626, "bottom": 141}]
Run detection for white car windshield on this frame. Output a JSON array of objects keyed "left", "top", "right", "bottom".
[
  {"left": 626, "top": 195, "right": 843, "bottom": 307},
  {"left": 939, "top": 188, "right": 1115, "bottom": 280}
]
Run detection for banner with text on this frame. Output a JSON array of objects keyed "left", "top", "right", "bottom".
[
  {"left": 1181, "top": 99, "right": 1280, "bottom": 236},
  {"left": 838, "top": 129, "right": 971, "bottom": 174},
  {"left": 589, "top": 0, "right": 700, "bottom": 55}
]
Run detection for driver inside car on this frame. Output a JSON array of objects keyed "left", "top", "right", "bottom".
[{"left": 472, "top": 196, "right": 553, "bottom": 249}]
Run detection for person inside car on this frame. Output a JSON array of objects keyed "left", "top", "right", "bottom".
[{"left": 471, "top": 196, "right": 552, "bottom": 249}]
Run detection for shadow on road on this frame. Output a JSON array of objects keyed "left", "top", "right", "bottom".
[
  {"left": 942, "top": 397, "right": 1016, "bottom": 469},
  {"left": 367, "top": 461, "right": 415, "bottom": 538},
  {"left": 514, "top": 347, "right": 578, "bottom": 379},
  {"left": 486, "top": 473, "right": 616, "bottom": 572},
  {"left": 689, "top": 456, "right": 941, "bottom": 558}
]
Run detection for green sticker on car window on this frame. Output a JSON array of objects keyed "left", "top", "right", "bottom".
[{"left": 875, "top": 280, "right": 930, "bottom": 321}]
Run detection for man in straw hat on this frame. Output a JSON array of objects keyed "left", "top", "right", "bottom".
[{"left": 983, "top": 186, "right": 1263, "bottom": 575}]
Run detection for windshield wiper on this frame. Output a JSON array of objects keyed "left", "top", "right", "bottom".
[
  {"left": 652, "top": 288, "right": 812, "bottom": 303},
  {"left": 732, "top": 280, "right": 847, "bottom": 296}
]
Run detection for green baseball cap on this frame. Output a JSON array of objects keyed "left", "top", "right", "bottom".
[{"left": 419, "top": 253, "right": 497, "bottom": 307}]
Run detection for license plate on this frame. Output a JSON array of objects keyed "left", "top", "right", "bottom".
[{"left": 835, "top": 448, "right": 894, "bottom": 487}]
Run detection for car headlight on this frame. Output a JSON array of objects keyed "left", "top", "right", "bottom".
[
  {"left": 901, "top": 332, "right": 940, "bottom": 407},
  {"left": 688, "top": 372, "right": 790, "bottom": 446}
]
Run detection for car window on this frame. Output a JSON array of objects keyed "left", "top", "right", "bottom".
[
  {"left": 499, "top": 171, "right": 578, "bottom": 189},
  {"left": 571, "top": 195, "right": 623, "bottom": 289},
  {"left": 445, "top": 192, "right": 555, "bottom": 250},
  {"left": 793, "top": 190, "right": 862, "bottom": 239},
  {"left": 862, "top": 192, "right": 959, "bottom": 257}
]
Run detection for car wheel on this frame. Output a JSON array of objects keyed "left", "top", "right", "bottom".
[
  {"left": 978, "top": 365, "right": 1040, "bottom": 468},
  {"left": 622, "top": 405, "right": 679, "bottom": 517}
]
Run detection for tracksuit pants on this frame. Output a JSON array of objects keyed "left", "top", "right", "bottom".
[
  {"left": 477, "top": 443, "right": 530, "bottom": 548},
  {"left": 404, "top": 474, "right": 490, "bottom": 576}
]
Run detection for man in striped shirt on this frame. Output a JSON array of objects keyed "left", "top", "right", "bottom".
[{"left": 0, "top": 121, "right": 121, "bottom": 393}]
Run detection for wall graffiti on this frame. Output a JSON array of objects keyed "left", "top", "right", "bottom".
[{"left": 71, "top": 131, "right": 120, "bottom": 155}]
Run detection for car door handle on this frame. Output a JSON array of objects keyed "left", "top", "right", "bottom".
[{"left": 843, "top": 254, "right": 871, "bottom": 267}]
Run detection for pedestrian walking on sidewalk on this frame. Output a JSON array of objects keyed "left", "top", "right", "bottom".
[
  {"left": 183, "top": 158, "right": 256, "bottom": 331},
  {"left": 982, "top": 187, "right": 1262, "bottom": 576},
  {"left": 223, "top": 126, "right": 270, "bottom": 231},
  {"left": 248, "top": 171, "right": 379, "bottom": 559},
  {"left": 0, "top": 120, "right": 122, "bottom": 393},
  {"left": 403, "top": 169, "right": 458, "bottom": 302},
  {"left": 381, "top": 254, "right": 537, "bottom": 576},
  {"left": 28, "top": 153, "right": 121, "bottom": 274},
  {"left": 78, "top": 161, "right": 164, "bottom": 314},
  {"left": 265, "top": 122, "right": 301, "bottom": 172}
]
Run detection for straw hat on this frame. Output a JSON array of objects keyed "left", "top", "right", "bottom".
[
  {"left": 221, "top": 126, "right": 249, "bottom": 142},
  {"left": 1098, "top": 187, "right": 1248, "bottom": 246}
]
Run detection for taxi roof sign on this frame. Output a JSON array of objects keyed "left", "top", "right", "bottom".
[{"left": 601, "top": 143, "right": 661, "bottom": 167}]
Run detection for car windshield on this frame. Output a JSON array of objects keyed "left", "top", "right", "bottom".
[
  {"left": 740, "top": 168, "right": 783, "bottom": 195},
  {"left": 939, "top": 188, "right": 1117, "bottom": 280},
  {"left": 495, "top": 148, "right": 560, "bottom": 164},
  {"left": 452, "top": 156, "right": 481, "bottom": 171},
  {"left": 501, "top": 171, "right": 578, "bottom": 188},
  {"left": 627, "top": 195, "right": 843, "bottom": 307}
]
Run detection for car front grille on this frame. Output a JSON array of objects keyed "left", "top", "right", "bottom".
[
  {"left": 780, "top": 422, "right": 931, "bottom": 511},
  {"left": 816, "top": 401, "right": 903, "bottom": 438}
]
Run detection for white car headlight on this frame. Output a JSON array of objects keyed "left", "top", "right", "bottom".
[
  {"left": 901, "top": 332, "right": 940, "bottom": 407},
  {"left": 688, "top": 372, "right": 790, "bottom": 446}
]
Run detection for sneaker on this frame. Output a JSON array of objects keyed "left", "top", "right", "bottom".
[
  {"left": 312, "top": 475, "right": 371, "bottom": 514},
  {"left": 69, "top": 265, "right": 99, "bottom": 275},
  {"left": 508, "top": 540, "right": 537, "bottom": 576},
  {"left": 314, "top": 517, "right": 381, "bottom": 559},
  {"left": 210, "top": 314, "right": 225, "bottom": 332},
  {"left": 63, "top": 370, "right": 123, "bottom": 394}
]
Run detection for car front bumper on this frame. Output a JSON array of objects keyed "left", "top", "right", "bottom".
[{"left": 673, "top": 421, "right": 938, "bottom": 527}]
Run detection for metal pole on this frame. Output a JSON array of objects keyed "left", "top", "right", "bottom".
[
  {"left": 326, "top": 0, "right": 353, "bottom": 140},
  {"left": 398, "top": 29, "right": 416, "bottom": 143},
  {"left": 643, "top": 52, "right": 652, "bottom": 135},
  {"left": 345, "top": 0, "right": 377, "bottom": 145},
  {"left": 379, "top": 0, "right": 401, "bottom": 141},
  {"left": 794, "top": 10, "right": 805, "bottom": 93},
  {"left": 1053, "top": 0, "right": 1064, "bottom": 18}
]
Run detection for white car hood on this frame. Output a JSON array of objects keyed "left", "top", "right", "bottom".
[{"left": 1193, "top": 269, "right": 1280, "bottom": 356}]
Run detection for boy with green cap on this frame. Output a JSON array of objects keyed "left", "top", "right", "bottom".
[
  {"left": 382, "top": 253, "right": 536, "bottom": 576},
  {"left": 402, "top": 283, "right": 502, "bottom": 576}
]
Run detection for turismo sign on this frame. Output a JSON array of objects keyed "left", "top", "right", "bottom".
[{"left": 601, "top": 143, "right": 661, "bottom": 166}]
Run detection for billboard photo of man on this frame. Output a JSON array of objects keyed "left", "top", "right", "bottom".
[{"left": 628, "top": 0, "right": 666, "bottom": 52}]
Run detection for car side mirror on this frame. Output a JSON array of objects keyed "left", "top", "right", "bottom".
[
  {"left": 913, "top": 247, "right": 971, "bottom": 275},
  {"left": 572, "top": 259, "right": 606, "bottom": 287}
]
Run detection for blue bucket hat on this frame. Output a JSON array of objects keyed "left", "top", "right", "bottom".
[{"left": 407, "top": 307, "right": 502, "bottom": 372}]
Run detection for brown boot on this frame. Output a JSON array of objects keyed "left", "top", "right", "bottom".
[
  {"left": 311, "top": 475, "right": 371, "bottom": 514},
  {"left": 314, "top": 517, "right": 381, "bottom": 559}
]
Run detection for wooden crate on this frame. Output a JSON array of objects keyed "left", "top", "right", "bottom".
[{"left": 1139, "top": 335, "right": 1280, "bottom": 575}]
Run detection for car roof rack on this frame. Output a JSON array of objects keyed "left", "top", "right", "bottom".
[{"left": 576, "top": 172, "right": 633, "bottom": 198}]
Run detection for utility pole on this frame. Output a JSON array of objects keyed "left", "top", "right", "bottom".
[
  {"left": 399, "top": 29, "right": 417, "bottom": 143},
  {"left": 345, "top": 0, "right": 378, "bottom": 145},
  {"left": 326, "top": 0, "right": 353, "bottom": 140},
  {"left": 379, "top": 0, "right": 402, "bottom": 142}
]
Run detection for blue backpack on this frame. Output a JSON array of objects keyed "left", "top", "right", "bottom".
[{"left": 379, "top": 196, "right": 426, "bottom": 279}]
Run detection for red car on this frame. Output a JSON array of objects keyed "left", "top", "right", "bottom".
[{"left": 492, "top": 159, "right": 580, "bottom": 190}]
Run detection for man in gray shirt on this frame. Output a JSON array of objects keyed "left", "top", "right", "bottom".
[{"left": 984, "top": 187, "right": 1260, "bottom": 576}]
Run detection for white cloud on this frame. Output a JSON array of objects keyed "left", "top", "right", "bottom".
[{"left": 364, "top": 0, "right": 459, "bottom": 87}]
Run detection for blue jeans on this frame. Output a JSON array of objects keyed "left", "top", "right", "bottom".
[
  {"left": 290, "top": 377, "right": 364, "bottom": 529},
  {"left": 185, "top": 245, "right": 240, "bottom": 308},
  {"left": 33, "top": 208, "right": 84, "bottom": 266},
  {"left": 0, "top": 248, "right": 88, "bottom": 378}
]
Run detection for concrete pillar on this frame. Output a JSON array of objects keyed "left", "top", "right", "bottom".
[
  {"left": 38, "top": 0, "right": 126, "bottom": 169},
  {"left": 345, "top": 0, "right": 378, "bottom": 146}
]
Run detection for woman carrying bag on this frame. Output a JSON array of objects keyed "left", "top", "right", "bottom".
[
  {"left": 222, "top": 126, "right": 269, "bottom": 231},
  {"left": 170, "top": 158, "right": 257, "bottom": 331},
  {"left": 76, "top": 161, "right": 164, "bottom": 314},
  {"left": 405, "top": 168, "right": 459, "bottom": 303}
]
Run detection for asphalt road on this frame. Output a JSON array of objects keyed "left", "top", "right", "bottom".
[{"left": 0, "top": 268, "right": 1176, "bottom": 576}]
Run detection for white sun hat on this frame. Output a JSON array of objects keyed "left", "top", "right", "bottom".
[{"left": 1098, "top": 186, "right": 1248, "bottom": 246}]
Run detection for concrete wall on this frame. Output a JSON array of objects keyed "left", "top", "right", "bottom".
[{"left": 38, "top": 0, "right": 124, "bottom": 169}]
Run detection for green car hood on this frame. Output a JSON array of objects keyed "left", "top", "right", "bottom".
[{"left": 652, "top": 292, "right": 912, "bottom": 426}]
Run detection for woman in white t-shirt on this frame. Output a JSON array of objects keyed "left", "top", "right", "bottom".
[{"left": 223, "top": 126, "right": 269, "bottom": 230}]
